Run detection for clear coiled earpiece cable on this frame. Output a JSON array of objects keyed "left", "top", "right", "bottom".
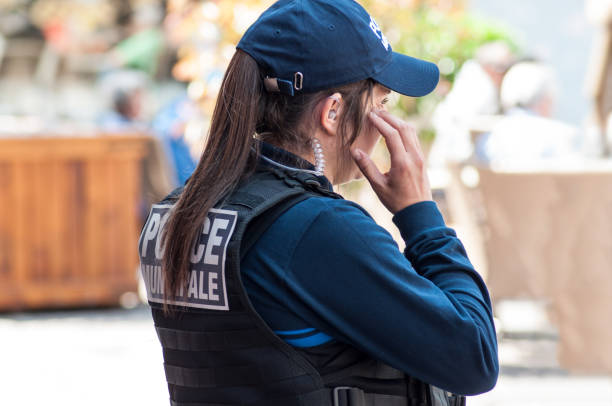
[{"left": 311, "top": 138, "right": 325, "bottom": 176}]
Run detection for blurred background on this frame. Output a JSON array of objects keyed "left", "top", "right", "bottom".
[{"left": 1, "top": 0, "right": 611, "bottom": 405}]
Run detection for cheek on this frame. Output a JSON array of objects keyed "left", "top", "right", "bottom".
[
  {"left": 346, "top": 125, "right": 380, "bottom": 179},
  {"left": 350, "top": 121, "right": 379, "bottom": 160},
  {"left": 359, "top": 123, "right": 381, "bottom": 155}
]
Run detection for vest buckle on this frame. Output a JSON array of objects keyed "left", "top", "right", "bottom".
[{"left": 333, "top": 386, "right": 366, "bottom": 406}]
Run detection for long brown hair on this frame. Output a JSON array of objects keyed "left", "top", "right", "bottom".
[{"left": 160, "top": 50, "right": 375, "bottom": 309}]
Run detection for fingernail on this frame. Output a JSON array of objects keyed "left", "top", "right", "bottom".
[
  {"left": 369, "top": 110, "right": 378, "bottom": 117},
  {"left": 352, "top": 149, "right": 364, "bottom": 160}
]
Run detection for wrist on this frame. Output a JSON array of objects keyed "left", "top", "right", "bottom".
[
  {"left": 392, "top": 200, "right": 446, "bottom": 242},
  {"left": 390, "top": 197, "right": 432, "bottom": 214}
]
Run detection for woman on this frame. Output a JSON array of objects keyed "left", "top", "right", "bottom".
[{"left": 138, "top": 1, "right": 499, "bottom": 405}]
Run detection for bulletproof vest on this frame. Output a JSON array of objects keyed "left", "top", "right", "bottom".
[{"left": 138, "top": 165, "right": 466, "bottom": 406}]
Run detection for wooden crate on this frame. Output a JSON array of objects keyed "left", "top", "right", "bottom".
[{"left": 0, "top": 135, "right": 149, "bottom": 310}]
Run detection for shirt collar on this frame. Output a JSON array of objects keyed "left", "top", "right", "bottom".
[{"left": 258, "top": 140, "right": 334, "bottom": 191}]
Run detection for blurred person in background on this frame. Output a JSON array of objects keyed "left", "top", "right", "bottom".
[
  {"left": 428, "top": 41, "right": 515, "bottom": 170},
  {"left": 150, "top": 95, "right": 198, "bottom": 186},
  {"left": 98, "top": 69, "right": 148, "bottom": 131},
  {"left": 475, "top": 62, "right": 581, "bottom": 167},
  {"left": 98, "top": 67, "right": 195, "bottom": 196},
  {"left": 100, "top": 2, "right": 197, "bottom": 190}
]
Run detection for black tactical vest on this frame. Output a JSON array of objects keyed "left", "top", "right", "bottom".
[{"left": 138, "top": 166, "right": 466, "bottom": 406}]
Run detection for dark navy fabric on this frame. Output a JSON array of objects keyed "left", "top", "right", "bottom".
[
  {"left": 236, "top": 0, "right": 439, "bottom": 96},
  {"left": 241, "top": 143, "right": 499, "bottom": 395}
]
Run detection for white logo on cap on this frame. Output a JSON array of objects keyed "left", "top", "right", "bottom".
[{"left": 369, "top": 16, "right": 389, "bottom": 51}]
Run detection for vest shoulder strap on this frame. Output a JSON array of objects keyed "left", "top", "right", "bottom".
[
  {"left": 222, "top": 166, "right": 343, "bottom": 260},
  {"left": 240, "top": 192, "right": 312, "bottom": 260}
]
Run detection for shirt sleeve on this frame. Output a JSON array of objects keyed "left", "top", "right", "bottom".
[{"left": 281, "top": 198, "right": 499, "bottom": 395}]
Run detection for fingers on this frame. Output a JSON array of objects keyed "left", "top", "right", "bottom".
[
  {"left": 351, "top": 148, "right": 384, "bottom": 186},
  {"left": 367, "top": 111, "right": 407, "bottom": 164},
  {"left": 375, "top": 110, "right": 419, "bottom": 153},
  {"left": 357, "top": 111, "right": 432, "bottom": 214}
]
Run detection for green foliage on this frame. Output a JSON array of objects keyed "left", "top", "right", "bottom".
[{"left": 361, "top": 1, "right": 519, "bottom": 120}]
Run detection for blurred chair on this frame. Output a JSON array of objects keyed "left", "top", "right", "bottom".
[{"left": 474, "top": 166, "right": 612, "bottom": 373}]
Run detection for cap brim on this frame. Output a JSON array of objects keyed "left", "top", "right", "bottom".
[{"left": 372, "top": 52, "right": 440, "bottom": 97}]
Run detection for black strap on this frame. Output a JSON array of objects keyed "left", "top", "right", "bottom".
[
  {"left": 240, "top": 192, "right": 313, "bottom": 260},
  {"left": 321, "top": 361, "right": 405, "bottom": 386},
  {"left": 168, "top": 387, "right": 411, "bottom": 406},
  {"left": 167, "top": 382, "right": 463, "bottom": 405},
  {"left": 156, "top": 327, "right": 268, "bottom": 351},
  {"left": 332, "top": 387, "right": 411, "bottom": 406},
  {"left": 169, "top": 388, "right": 331, "bottom": 406},
  {"left": 164, "top": 363, "right": 308, "bottom": 388},
  {"left": 266, "top": 167, "right": 343, "bottom": 199}
]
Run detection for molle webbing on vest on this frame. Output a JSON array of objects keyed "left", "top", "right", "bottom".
[
  {"left": 156, "top": 326, "right": 269, "bottom": 351},
  {"left": 168, "top": 388, "right": 332, "bottom": 406},
  {"left": 163, "top": 362, "right": 309, "bottom": 388}
]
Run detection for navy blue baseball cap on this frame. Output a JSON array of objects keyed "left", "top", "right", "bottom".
[{"left": 237, "top": 0, "right": 439, "bottom": 97}]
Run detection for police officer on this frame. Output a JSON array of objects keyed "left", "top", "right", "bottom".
[{"left": 138, "top": 1, "right": 499, "bottom": 405}]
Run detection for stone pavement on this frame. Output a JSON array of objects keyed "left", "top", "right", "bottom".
[{"left": 1, "top": 304, "right": 610, "bottom": 406}]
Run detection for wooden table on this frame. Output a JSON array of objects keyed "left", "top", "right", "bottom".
[{"left": 0, "top": 135, "right": 150, "bottom": 310}]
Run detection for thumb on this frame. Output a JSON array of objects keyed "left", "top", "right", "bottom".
[{"left": 351, "top": 148, "right": 383, "bottom": 186}]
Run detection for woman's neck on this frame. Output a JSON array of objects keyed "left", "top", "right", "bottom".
[{"left": 258, "top": 132, "right": 336, "bottom": 183}]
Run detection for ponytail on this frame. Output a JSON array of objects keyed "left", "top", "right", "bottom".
[{"left": 160, "top": 50, "right": 263, "bottom": 309}]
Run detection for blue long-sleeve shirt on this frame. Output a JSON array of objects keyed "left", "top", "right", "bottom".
[{"left": 241, "top": 144, "right": 498, "bottom": 395}]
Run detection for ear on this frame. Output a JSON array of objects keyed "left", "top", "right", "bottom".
[{"left": 319, "top": 92, "right": 342, "bottom": 137}]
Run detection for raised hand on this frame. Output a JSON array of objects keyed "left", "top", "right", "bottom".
[{"left": 351, "top": 110, "right": 433, "bottom": 214}]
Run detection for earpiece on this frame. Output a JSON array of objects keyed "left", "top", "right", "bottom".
[{"left": 327, "top": 95, "right": 341, "bottom": 120}]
